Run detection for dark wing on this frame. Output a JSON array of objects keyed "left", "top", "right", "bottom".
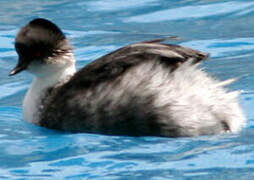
[
  {"left": 64, "top": 40, "right": 208, "bottom": 89},
  {"left": 40, "top": 40, "right": 208, "bottom": 132}
]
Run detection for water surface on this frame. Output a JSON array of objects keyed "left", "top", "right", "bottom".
[{"left": 1, "top": 0, "right": 254, "bottom": 179}]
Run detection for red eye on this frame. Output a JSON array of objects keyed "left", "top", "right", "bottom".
[{"left": 35, "top": 51, "right": 42, "bottom": 58}]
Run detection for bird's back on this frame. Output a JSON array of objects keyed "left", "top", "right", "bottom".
[{"left": 38, "top": 41, "right": 245, "bottom": 137}]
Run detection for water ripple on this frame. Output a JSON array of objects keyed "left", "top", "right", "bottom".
[
  {"left": 85, "top": 0, "right": 158, "bottom": 12},
  {"left": 125, "top": 1, "right": 254, "bottom": 23},
  {"left": 0, "top": 0, "right": 254, "bottom": 179}
]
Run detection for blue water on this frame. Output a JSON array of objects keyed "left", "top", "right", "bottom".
[{"left": 1, "top": 0, "right": 254, "bottom": 179}]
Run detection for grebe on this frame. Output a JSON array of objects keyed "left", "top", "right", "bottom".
[{"left": 9, "top": 18, "right": 246, "bottom": 137}]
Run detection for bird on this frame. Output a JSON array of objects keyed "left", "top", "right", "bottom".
[{"left": 9, "top": 18, "right": 246, "bottom": 137}]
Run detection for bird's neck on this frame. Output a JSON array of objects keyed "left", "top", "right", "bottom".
[{"left": 23, "top": 61, "right": 77, "bottom": 124}]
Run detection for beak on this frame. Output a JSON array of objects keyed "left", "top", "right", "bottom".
[{"left": 9, "top": 58, "right": 29, "bottom": 76}]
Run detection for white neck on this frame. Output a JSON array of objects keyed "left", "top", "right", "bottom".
[{"left": 23, "top": 57, "right": 77, "bottom": 124}]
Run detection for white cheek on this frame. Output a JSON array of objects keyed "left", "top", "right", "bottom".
[
  {"left": 26, "top": 54, "right": 75, "bottom": 78},
  {"left": 27, "top": 61, "right": 62, "bottom": 78},
  {"left": 26, "top": 60, "right": 43, "bottom": 73}
]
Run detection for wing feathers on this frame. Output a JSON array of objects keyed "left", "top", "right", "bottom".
[{"left": 66, "top": 40, "right": 208, "bottom": 88}]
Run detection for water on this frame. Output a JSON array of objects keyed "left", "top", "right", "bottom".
[{"left": 1, "top": 0, "right": 254, "bottom": 179}]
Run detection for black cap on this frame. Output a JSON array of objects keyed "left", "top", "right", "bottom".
[{"left": 10, "top": 18, "right": 70, "bottom": 76}]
